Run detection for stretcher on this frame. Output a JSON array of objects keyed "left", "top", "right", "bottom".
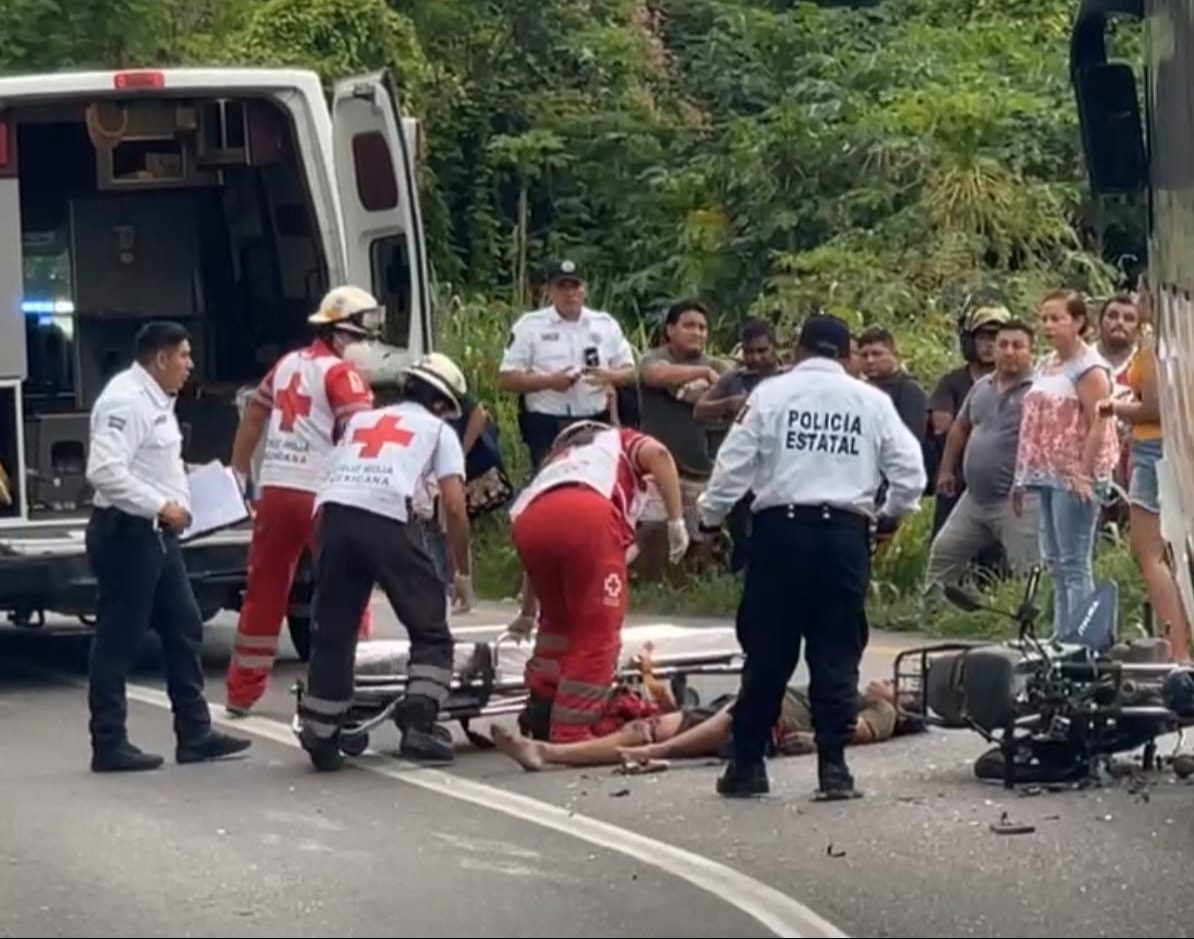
[{"left": 293, "top": 623, "right": 745, "bottom": 756}]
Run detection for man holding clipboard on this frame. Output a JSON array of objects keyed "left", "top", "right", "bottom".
[{"left": 84, "top": 322, "right": 250, "bottom": 773}]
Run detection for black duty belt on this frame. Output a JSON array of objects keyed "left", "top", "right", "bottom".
[{"left": 755, "top": 503, "right": 870, "bottom": 530}]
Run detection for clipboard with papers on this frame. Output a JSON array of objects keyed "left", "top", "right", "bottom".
[{"left": 179, "top": 461, "right": 251, "bottom": 543}]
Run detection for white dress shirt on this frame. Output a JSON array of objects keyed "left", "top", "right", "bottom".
[
  {"left": 87, "top": 363, "right": 190, "bottom": 520},
  {"left": 697, "top": 357, "right": 927, "bottom": 526},
  {"left": 499, "top": 305, "right": 635, "bottom": 416}
]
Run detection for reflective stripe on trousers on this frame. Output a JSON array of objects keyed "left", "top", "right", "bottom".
[
  {"left": 408, "top": 662, "right": 453, "bottom": 706},
  {"left": 299, "top": 693, "right": 350, "bottom": 739},
  {"left": 226, "top": 486, "right": 371, "bottom": 710}
]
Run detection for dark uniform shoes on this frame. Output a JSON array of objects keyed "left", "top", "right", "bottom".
[
  {"left": 176, "top": 730, "right": 252, "bottom": 765},
  {"left": 91, "top": 731, "right": 250, "bottom": 773},
  {"left": 813, "top": 750, "right": 862, "bottom": 801},
  {"left": 299, "top": 725, "right": 345, "bottom": 773},
  {"left": 91, "top": 743, "right": 166, "bottom": 773},
  {"left": 716, "top": 760, "right": 770, "bottom": 797}
]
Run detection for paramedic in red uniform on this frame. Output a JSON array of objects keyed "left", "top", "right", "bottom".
[
  {"left": 224, "top": 286, "right": 380, "bottom": 716},
  {"left": 507, "top": 420, "right": 689, "bottom": 743}
]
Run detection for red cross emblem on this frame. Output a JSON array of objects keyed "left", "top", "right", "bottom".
[
  {"left": 275, "top": 373, "right": 312, "bottom": 432},
  {"left": 352, "top": 414, "right": 415, "bottom": 458}
]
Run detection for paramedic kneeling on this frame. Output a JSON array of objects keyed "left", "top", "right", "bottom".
[
  {"left": 508, "top": 420, "right": 688, "bottom": 743},
  {"left": 697, "top": 314, "right": 926, "bottom": 799},
  {"left": 297, "top": 354, "right": 473, "bottom": 771},
  {"left": 85, "top": 322, "right": 250, "bottom": 772}
]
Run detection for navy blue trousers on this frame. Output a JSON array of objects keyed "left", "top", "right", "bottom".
[
  {"left": 85, "top": 507, "right": 210, "bottom": 751},
  {"left": 731, "top": 506, "right": 871, "bottom": 764}
]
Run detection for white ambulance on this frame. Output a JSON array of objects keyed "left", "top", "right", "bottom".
[{"left": 0, "top": 66, "right": 431, "bottom": 650}]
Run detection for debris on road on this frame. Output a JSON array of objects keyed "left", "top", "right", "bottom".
[
  {"left": 989, "top": 811, "right": 1035, "bottom": 835},
  {"left": 616, "top": 759, "right": 669, "bottom": 776},
  {"left": 826, "top": 844, "right": 846, "bottom": 858}
]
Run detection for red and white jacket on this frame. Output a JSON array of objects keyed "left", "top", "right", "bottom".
[
  {"left": 509, "top": 426, "right": 651, "bottom": 545},
  {"left": 253, "top": 340, "right": 373, "bottom": 493}
]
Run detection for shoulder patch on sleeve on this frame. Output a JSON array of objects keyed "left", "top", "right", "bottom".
[{"left": 107, "top": 415, "right": 127, "bottom": 431}]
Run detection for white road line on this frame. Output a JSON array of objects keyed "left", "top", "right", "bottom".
[{"left": 122, "top": 680, "right": 848, "bottom": 939}]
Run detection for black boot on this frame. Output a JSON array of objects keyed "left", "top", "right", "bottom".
[
  {"left": 299, "top": 724, "right": 343, "bottom": 772},
  {"left": 813, "top": 748, "right": 861, "bottom": 801},
  {"left": 397, "top": 696, "right": 455, "bottom": 765},
  {"left": 91, "top": 742, "right": 164, "bottom": 773},
  {"left": 716, "top": 760, "right": 769, "bottom": 798},
  {"left": 176, "top": 729, "right": 252, "bottom": 765}
]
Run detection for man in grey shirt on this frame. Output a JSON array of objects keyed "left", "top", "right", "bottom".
[{"left": 925, "top": 320, "right": 1040, "bottom": 592}]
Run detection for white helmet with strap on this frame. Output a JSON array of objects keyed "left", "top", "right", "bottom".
[
  {"left": 404, "top": 352, "right": 468, "bottom": 419},
  {"left": 308, "top": 286, "right": 384, "bottom": 337}
]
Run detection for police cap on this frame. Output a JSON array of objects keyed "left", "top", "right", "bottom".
[
  {"left": 547, "top": 259, "right": 583, "bottom": 284},
  {"left": 797, "top": 314, "right": 851, "bottom": 359}
]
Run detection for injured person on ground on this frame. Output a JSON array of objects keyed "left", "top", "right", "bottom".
[{"left": 490, "top": 677, "right": 925, "bottom": 772}]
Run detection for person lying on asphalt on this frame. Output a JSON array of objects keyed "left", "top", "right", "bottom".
[{"left": 490, "top": 678, "right": 923, "bottom": 772}]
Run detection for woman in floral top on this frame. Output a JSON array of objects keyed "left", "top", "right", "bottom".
[{"left": 1013, "top": 290, "right": 1119, "bottom": 642}]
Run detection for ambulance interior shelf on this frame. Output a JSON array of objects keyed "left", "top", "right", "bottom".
[{"left": 8, "top": 98, "right": 327, "bottom": 512}]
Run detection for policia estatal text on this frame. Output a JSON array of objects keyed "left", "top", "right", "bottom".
[
  {"left": 85, "top": 322, "right": 251, "bottom": 772},
  {"left": 697, "top": 315, "right": 926, "bottom": 799},
  {"left": 297, "top": 354, "right": 473, "bottom": 771}
]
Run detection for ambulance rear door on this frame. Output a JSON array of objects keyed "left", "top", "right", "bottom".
[{"left": 330, "top": 70, "right": 432, "bottom": 358}]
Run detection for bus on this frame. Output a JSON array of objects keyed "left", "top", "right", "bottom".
[{"left": 1071, "top": 0, "right": 1194, "bottom": 626}]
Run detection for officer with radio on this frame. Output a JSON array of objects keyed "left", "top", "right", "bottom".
[
  {"left": 498, "top": 261, "right": 637, "bottom": 468},
  {"left": 697, "top": 315, "right": 926, "bottom": 799}
]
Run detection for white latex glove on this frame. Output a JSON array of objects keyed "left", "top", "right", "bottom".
[
  {"left": 666, "top": 518, "right": 690, "bottom": 563},
  {"left": 507, "top": 612, "right": 537, "bottom": 640},
  {"left": 451, "top": 573, "right": 476, "bottom": 612},
  {"left": 625, "top": 542, "right": 641, "bottom": 565}
]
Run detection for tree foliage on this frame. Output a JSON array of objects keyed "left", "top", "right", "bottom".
[{"left": 0, "top": 0, "right": 1138, "bottom": 382}]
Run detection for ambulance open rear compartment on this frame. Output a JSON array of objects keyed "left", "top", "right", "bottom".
[
  {"left": 0, "top": 69, "right": 431, "bottom": 642},
  {"left": 0, "top": 77, "right": 330, "bottom": 630}
]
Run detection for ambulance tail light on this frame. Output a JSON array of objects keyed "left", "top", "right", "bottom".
[{"left": 113, "top": 70, "right": 165, "bottom": 91}]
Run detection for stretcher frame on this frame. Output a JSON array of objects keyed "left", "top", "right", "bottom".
[{"left": 292, "top": 625, "right": 747, "bottom": 756}]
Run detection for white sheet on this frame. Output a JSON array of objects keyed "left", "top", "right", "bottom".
[{"left": 352, "top": 623, "right": 741, "bottom": 684}]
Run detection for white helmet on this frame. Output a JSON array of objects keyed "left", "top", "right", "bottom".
[
  {"left": 404, "top": 352, "right": 468, "bottom": 419},
  {"left": 308, "top": 286, "right": 384, "bottom": 336}
]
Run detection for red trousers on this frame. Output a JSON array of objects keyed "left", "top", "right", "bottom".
[
  {"left": 225, "top": 486, "right": 371, "bottom": 709},
  {"left": 512, "top": 485, "right": 629, "bottom": 743}
]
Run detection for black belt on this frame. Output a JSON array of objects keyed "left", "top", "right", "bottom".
[{"left": 754, "top": 503, "right": 870, "bottom": 530}]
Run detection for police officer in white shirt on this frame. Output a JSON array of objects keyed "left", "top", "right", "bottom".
[
  {"left": 297, "top": 353, "right": 473, "bottom": 771},
  {"left": 697, "top": 315, "right": 925, "bottom": 799},
  {"left": 498, "top": 260, "right": 636, "bottom": 466},
  {"left": 85, "top": 322, "right": 250, "bottom": 773}
]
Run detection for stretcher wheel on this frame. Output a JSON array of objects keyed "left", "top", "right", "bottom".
[
  {"left": 1173, "top": 754, "right": 1194, "bottom": 779},
  {"left": 340, "top": 733, "right": 369, "bottom": 757}
]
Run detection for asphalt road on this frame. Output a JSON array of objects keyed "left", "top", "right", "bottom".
[{"left": 3, "top": 601, "right": 1194, "bottom": 938}]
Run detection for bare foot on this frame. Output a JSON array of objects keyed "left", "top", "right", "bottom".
[{"left": 490, "top": 724, "right": 546, "bottom": 772}]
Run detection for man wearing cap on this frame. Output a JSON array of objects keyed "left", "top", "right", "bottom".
[
  {"left": 927, "top": 305, "right": 1011, "bottom": 536},
  {"left": 297, "top": 353, "right": 473, "bottom": 770},
  {"left": 498, "top": 261, "right": 637, "bottom": 468},
  {"left": 224, "top": 286, "right": 379, "bottom": 717},
  {"left": 696, "top": 314, "right": 926, "bottom": 799}
]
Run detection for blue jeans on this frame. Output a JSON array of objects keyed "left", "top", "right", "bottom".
[{"left": 1036, "top": 486, "right": 1100, "bottom": 642}]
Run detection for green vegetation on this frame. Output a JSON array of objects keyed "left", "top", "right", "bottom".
[{"left": 0, "top": 0, "right": 1151, "bottom": 637}]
